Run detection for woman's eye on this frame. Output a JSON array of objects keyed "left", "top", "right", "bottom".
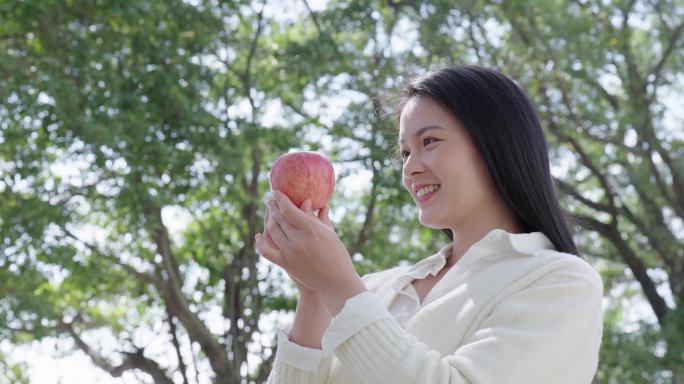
[
  {"left": 423, "top": 137, "right": 439, "bottom": 146},
  {"left": 400, "top": 139, "right": 438, "bottom": 161}
]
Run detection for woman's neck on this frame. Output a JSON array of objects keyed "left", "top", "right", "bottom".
[{"left": 446, "top": 209, "right": 522, "bottom": 269}]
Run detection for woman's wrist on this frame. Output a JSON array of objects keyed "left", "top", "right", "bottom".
[
  {"left": 321, "top": 278, "right": 368, "bottom": 316},
  {"left": 297, "top": 289, "right": 322, "bottom": 302},
  {"left": 288, "top": 294, "right": 332, "bottom": 349}
]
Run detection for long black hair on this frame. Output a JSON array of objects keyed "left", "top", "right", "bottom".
[{"left": 396, "top": 65, "right": 579, "bottom": 256}]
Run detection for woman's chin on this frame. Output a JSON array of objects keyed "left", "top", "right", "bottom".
[{"left": 418, "top": 214, "right": 446, "bottom": 229}]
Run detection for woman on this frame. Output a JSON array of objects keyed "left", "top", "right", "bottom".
[{"left": 256, "top": 65, "right": 603, "bottom": 383}]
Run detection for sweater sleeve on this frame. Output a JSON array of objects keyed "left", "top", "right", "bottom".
[
  {"left": 266, "top": 271, "right": 392, "bottom": 383},
  {"left": 334, "top": 266, "right": 603, "bottom": 384},
  {"left": 265, "top": 325, "right": 335, "bottom": 384}
]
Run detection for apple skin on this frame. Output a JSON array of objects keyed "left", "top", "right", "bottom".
[{"left": 269, "top": 151, "right": 335, "bottom": 209}]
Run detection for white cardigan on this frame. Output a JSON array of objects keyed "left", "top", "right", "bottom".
[{"left": 267, "top": 229, "right": 603, "bottom": 383}]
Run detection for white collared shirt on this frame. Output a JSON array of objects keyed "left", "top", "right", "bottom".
[
  {"left": 388, "top": 243, "right": 452, "bottom": 327},
  {"left": 277, "top": 229, "right": 601, "bottom": 382}
]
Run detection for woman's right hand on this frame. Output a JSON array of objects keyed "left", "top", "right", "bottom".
[{"left": 259, "top": 197, "right": 334, "bottom": 300}]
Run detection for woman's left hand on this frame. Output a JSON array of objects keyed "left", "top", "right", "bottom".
[{"left": 256, "top": 190, "right": 367, "bottom": 315}]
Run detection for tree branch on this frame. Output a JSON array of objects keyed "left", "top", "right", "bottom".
[
  {"left": 160, "top": 282, "right": 233, "bottom": 382},
  {"left": 225, "top": 142, "right": 261, "bottom": 382},
  {"left": 62, "top": 227, "right": 162, "bottom": 288},
  {"left": 146, "top": 205, "right": 184, "bottom": 290},
  {"left": 166, "top": 308, "right": 190, "bottom": 384},
  {"left": 577, "top": 128, "right": 645, "bottom": 156},
  {"left": 618, "top": 203, "right": 683, "bottom": 300},
  {"left": 618, "top": 163, "right": 684, "bottom": 296},
  {"left": 144, "top": 205, "right": 233, "bottom": 382},
  {"left": 348, "top": 165, "right": 378, "bottom": 258},
  {"left": 301, "top": 0, "right": 323, "bottom": 35},
  {"left": 241, "top": 0, "right": 266, "bottom": 115},
  {"left": 644, "top": 133, "right": 684, "bottom": 218},
  {"left": 65, "top": 323, "right": 174, "bottom": 384},
  {"left": 554, "top": 177, "right": 612, "bottom": 213},
  {"left": 643, "top": 143, "right": 684, "bottom": 218},
  {"left": 618, "top": 0, "right": 646, "bottom": 100},
  {"left": 574, "top": 214, "right": 669, "bottom": 325},
  {"left": 190, "top": 340, "right": 201, "bottom": 384},
  {"left": 280, "top": 98, "right": 328, "bottom": 130},
  {"left": 541, "top": 80, "right": 619, "bottom": 219},
  {"left": 647, "top": 17, "right": 684, "bottom": 104},
  {"left": 253, "top": 346, "right": 277, "bottom": 383},
  {"left": 567, "top": 67, "right": 621, "bottom": 112}
]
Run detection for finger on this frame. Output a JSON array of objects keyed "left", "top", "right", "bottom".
[
  {"left": 268, "top": 198, "right": 299, "bottom": 234},
  {"left": 300, "top": 198, "right": 312, "bottom": 214},
  {"left": 302, "top": 198, "right": 322, "bottom": 220},
  {"left": 255, "top": 234, "right": 285, "bottom": 266},
  {"left": 268, "top": 210, "right": 289, "bottom": 249},
  {"left": 318, "top": 206, "right": 333, "bottom": 227},
  {"left": 301, "top": 198, "right": 320, "bottom": 219},
  {"left": 264, "top": 229, "right": 280, "bottom": 250},
  {"left": 263, "top": 205, "right": 280, "bottom": 250},
  {"left": 273, "top": 190, "right": 313, "bottom": 229}
]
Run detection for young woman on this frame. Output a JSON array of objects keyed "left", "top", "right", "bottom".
[{"left": 256, "top": 65, "right": 603, "bottom": 383}]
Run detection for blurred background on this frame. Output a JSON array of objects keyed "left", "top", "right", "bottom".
[{"left": 1, "top": 0, "right": 682, "bottom": 383}]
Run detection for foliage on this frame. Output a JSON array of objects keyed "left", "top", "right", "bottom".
[{"left": 0, "top": 353, "right": 30, "bottom": 384}]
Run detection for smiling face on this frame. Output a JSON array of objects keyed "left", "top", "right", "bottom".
[{"left": 398, "top": 96, "right": 507, "bottom": 232}]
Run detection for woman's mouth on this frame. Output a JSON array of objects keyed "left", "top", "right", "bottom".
[{"left": 416, "top": 184, "right": 440, "bottom": 204}]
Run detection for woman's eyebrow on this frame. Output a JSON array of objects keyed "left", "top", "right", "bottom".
[{"left": 399, "top": 125, "right": 446, "bottom": 145}]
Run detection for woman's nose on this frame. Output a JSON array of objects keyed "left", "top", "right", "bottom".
[{"left": 402, "top": 154, "right": 424, "bottom": 179}]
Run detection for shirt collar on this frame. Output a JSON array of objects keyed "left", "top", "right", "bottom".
[
  {"left": 391, "top": 243, "right": 452, "bottom": 292},
  {"left": 390, "top": 229, "right": 555, "bottom": 292},
  {"left": 465, "top": 228, "right": 556, "bottom": 257},
  {"left": 407, "top": 243, "right": 453, "bottom": 278}
]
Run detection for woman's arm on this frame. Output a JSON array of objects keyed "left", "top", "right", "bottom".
[
  {"left": 266, "top": 293, "right": 335, "bottom": 384},
  {"left": 289, "top": 294, "right": 332, "bottom": 349}
]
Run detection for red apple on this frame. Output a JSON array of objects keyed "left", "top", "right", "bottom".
[{"left": 269, "top": 151, "right": 335, "bottom": 209}]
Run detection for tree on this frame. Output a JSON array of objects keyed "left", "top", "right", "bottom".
[{"left": 0, "top": 1, "right": 271, "bottom": 382}]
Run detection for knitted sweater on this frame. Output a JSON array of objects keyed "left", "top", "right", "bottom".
[{"left": 267, "top": 229, "right": 603, "bottom": 383}]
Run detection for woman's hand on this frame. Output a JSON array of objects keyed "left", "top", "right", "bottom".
[
  {"left": 259, "top": 198, "right": 320, "bottom": 299},
  {"left": 255, "top": 190, "right": 366, "bottom": 315}
]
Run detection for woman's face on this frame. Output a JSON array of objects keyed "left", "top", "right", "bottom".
[{"left": 398, "top": 96, "right": 503, "bottom": 231}]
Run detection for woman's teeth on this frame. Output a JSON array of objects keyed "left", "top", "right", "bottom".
[{"left": 416, "top": 185, "right": 440, "bottom": 198}]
